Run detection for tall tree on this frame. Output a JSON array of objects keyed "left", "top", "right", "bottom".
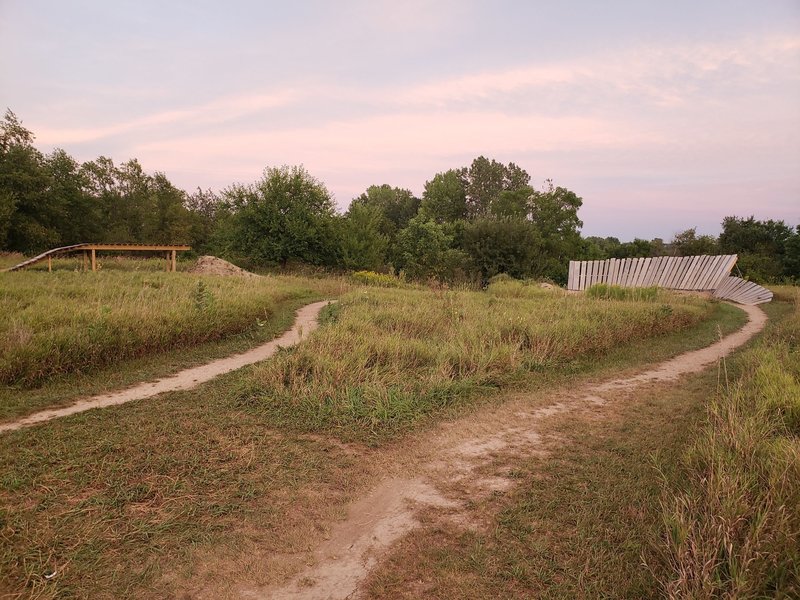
[
  {"left": 44, "top": 148, "right": 100, "bottom": 244},
  {"left": 219, "top": 165, "right": 338, "bottom": 267},
  {"left": 350, "top": 184, "right": 420, "bottom": 233},
  {"left": 719, "top": 216, "right": 796, "bottom": 281},
  {"left": 418, "top": 170, "right": 467, "bottom": 223},
  {"left": 0, "top": 110, "right": 58, "bottom": 252},
  {"left": 338, "top": 203, "right": 389, "bottom": 271},
  {"left": 670, "top": 228, "right": 719, "bottom": 256},
  {"left": 463, "top": 156, "right": 530, "bottom": 219}
]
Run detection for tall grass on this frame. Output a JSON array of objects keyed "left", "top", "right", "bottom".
[
  {"left": 240, "top": 281, "right": 714, "bottom": 443},
  {"left": 0, "top": 271, "right": 331, "bottom": 386},
  {"left": 657, "top": 292, "right": 800, "bottom": 598},
  {"left": 587, "top": 282, "right": 661, "bottom": 301}
]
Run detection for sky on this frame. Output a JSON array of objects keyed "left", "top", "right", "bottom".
[{"left": 1, "top": 0, "right": 799, "bottom": 240}]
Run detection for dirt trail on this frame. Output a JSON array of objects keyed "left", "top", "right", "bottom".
[
  {"left": 0, "top": 301, "right": 331, "bottom": 434},
  {"left": 249, "top": 304, "right": 766, "bottom": 600}
]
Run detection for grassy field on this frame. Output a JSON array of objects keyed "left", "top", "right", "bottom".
[
  {"left": 0, "top": 271, "right": 309, "bottom": 387},
  {"left": 0, "top": 273, "right": 754, "bottom": 599},
  {"left": 240, "top": 280, "right": 716, "bottom": 444},
  {"left": 0, "top": 268, "right": 348, "bottom": 419},
  {"left": 361, "top": 295, "right": 797, "bottom": 600}
]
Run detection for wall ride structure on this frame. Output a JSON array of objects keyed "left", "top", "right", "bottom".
[{"left": 567, "top": 254, "right": 772, "bottom": 305}]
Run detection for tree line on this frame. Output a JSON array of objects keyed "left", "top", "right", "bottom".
[{"left": 1, "top": 110, "right": 798, "bottom": 284}]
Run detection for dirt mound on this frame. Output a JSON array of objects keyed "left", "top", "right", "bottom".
[{"left": 189, "top": 256, "right": 260, "bottom": 278}]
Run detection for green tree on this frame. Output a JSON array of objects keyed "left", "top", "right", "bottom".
[
  {"left": 220, "top": 165, "right": 338, "bottom": 267},
  {"left": 44, "top": 148, "right": 100, "bottom": 244},
  {"left": 670, "top": 228, "right": 719, "bottom": 256},
  {"left": 463, "top": 156, "right": 531, "bottom": 219},
  {"left": 142, "top": 173, "right": 192, "bottom": 244},
  {"left": 185, "top": 187, "right": 223, "bottom": 252},
  {"left": 418, "top": 170, "right": 467, "bottom": 223},
  {"left": 338, "top": 203, "right": 388, "bottom": 271},
  {"left": 350, "top": 184, "right": 420, "bottom": 233},
  {"left": 461, "top": 218, "right": 539, "bottom": 281},
  {"left": 528, "top": 183, "right": 583, "bottom": 282},
  {"left": 614, "top": 238, "right": 653, "bottom": 258},
  {"left": 0, "top": 109, "right": 58, "bottom": 252},
  {"left": 396, "top": 216, "right": 467, "bottom": 281}
]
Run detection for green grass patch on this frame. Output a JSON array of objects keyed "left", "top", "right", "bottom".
[
  {"left": 656, "top": 292, "right": 800, "bottom": 598},
  {"left": 0, "top": 285, "right": 746, "bottom": 599},
  {"left": 0, "top": 271, "right": 322, "bottom": 387},
  {"left": 0, "top": 269, "right": 350, "bottom": 419},
  {"left": 239, "top": 285, "right": 715, "bottom": 444},
  {"left": 586, "top": 282, "right": 660, "bottom": 301}
]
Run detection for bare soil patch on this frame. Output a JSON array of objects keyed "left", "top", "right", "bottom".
[{"left": 190, "top": 256, "right": 260, "bottom": 277}]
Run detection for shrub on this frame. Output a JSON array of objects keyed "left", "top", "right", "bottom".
[
  {"left": 351, "top": 270, "right": 404, "bottom": 288},
  {"left": 587, "top": 283, "right": 660, "bottom": 302}
]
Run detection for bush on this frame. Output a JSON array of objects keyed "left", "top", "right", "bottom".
[
  {"left": 586, "top": 283, "right": 660, "bottom": 302},
  {"left": 351, "top": 270, "right": 404, "bottom": 288}
]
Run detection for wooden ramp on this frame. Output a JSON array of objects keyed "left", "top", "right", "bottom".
[
  {"left": 567, "top": 254, "right": 772, "bottom": 306},
  {"left": 3, "top": 244, "right": 191, "bottom": 272},
  {"left": 713, "top": 276, "right": 773, "bottom": 305}
]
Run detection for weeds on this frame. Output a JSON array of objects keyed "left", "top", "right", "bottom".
[
  {"left": 241, "top": 285, "right": 713, "bottom": 444},
  {"left": 587, "top": 283, "right": 661, "bottom": 302},
  {"left": 656, "top": 293, "right": 800, "bottom": 598},
  {"left": 0, "top": 271, "right": 322, "bottom": 386}
]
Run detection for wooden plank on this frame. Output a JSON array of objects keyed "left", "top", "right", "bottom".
[
  {"left": 678, "top": 255, "right": 700, "bottom": 290},
  {"left": 693, "top": 255, "right": 714, "bottom": 289},
  {"left": 578, "top": 261, "right": 587, "bottom": 291},
  {"left": 708, "top": 255, "right": 736, "bottom": 291},
  {"left": 613, "top": 258, "right": 623, "bottom": 286},
  {"left": 628, "top": 258, "right": 642, "bottom": 287},
  {"left": 567, "top": 261, "right": 576, "bottom": 290},
  {"left": 640, "top": 257, "right": 656, "bottom": 286},
  {"left": 633, "top": 258, "right": 645, "bottom": 286},
  {"left": 607, "top": 258, "right": 617, "bottom": 286},
  {"left": 674, "top": 256, "right": 697, "bottom": 290},
  {"left": 650, "top": 256, "right": 667, "bottom": 287},
  {"left": 708, "top": 254, "right": 735, "bottom": 290},
  {"left": 637, "top": 257, "right": 653, "bottom": 287},
  {"left": 83, "top": 244, "right": 191, "bottom": 251},
  {"left": 696, "top": 255, "right": 722, "bottom": 290},
  {"left": 660, "top": 257, "right": 678, "bottom": 288},
  {"left": 662, "top": 256, "right": 681, "bottom": 289},
  {"left": 617, "top": 258, "right": 629, "bottom": 286},
  {"left": 686, "top": 255, "right": 709, "bottom": 289},
  {"left": 91, "top": 248, "right": 96, "bottom": 272},
  {"left": 713, "top": 276, "right": 737, "bottom": 298},
  {"left": 626, "top": 258, "right": 638, "bottom": 287}
]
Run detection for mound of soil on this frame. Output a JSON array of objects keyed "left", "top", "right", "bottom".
[{"left": 189, "top": 256, "right": 260, "bottom": 278}]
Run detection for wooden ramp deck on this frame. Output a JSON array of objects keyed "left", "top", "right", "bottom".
[
  {"left": 567, "top": 254, "right": 772, "bottom": 306},
  {"left": 2, "top": 244, "right": 191, "bottom": 272}
]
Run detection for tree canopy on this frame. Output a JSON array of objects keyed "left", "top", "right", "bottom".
[{"left": 2, "top": 109, "right": 797, "bottom": 285}]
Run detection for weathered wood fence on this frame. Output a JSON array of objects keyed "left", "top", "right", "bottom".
[
  {"left": 712, "top": 276, "right": 773, "bottom": 305},
  {"left": 568, "top": 255, "right": 737, "bottom": 292},
  {"left": 567, "top": 254, "right": 772, "bottom": 305}
]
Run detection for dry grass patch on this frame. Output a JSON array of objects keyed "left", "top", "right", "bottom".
[{"left": 239, "top": 283, "right": 714, "bottom": 444}]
